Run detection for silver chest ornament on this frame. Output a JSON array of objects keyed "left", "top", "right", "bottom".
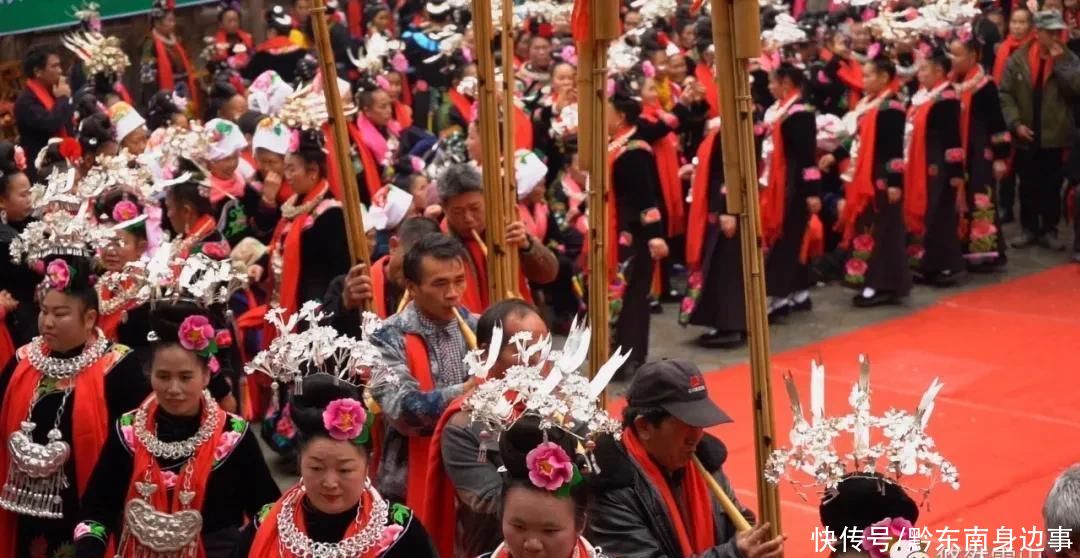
[
  {"left": 0, "top": 422, "right": 71, "bottom": 518},
  {"left": 121, "top": 481, "right": 203, "bottom": 558}
]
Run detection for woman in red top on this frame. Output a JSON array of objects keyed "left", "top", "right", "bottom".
[
  {"left": 139, "top": 0, "right": 199, "bottom": 114},
  {"left": 212, "top": 2, "right": 253, "bottom": 73}
]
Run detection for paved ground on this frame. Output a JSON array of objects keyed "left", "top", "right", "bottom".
[{"left": 260, "top": 218, "right": 1077, "bottom": 485}]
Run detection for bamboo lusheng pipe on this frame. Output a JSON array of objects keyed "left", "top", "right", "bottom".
[
  {"left": 709, "top": 0, "right": 782, "bottom": 539},
  {"left": 309, "top": 0, "right": 372, "bottom": 313},
  {"left": 471, "top": 0, "right": 512, "bottom": 303},
  {"left": 471, "top": 228, "right": 489, "bottom": 257},
  {"left": 693, "top": 456, "right": 753, "bottom": 532},
  {"left": 580, "top": 0, "right": 620, "bottom": 404},
  {"left": 501, "top": 0, "right": 521, "bottom": 300},
  {"left": 453, "top": 308, "right": 478, "bottom": 350}
]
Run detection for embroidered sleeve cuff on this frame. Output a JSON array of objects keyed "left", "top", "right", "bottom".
[
  {"left": 74, "top": 520, "right": 108, "bottom": 542},
  {"left": 802, "top": 167, "right": 822, "bottom": 181},
  {"left": 991, "top": 131, "right": 1012, "bottom": 144},
  {"left": 640, "top": 208, "right": 662, "bottom": 225},
  {"left": 945, "top": 148, "right": 964, "bottom": 163},
  {"left": 887, "top": 158, "right": 905, "bottom": 173}
]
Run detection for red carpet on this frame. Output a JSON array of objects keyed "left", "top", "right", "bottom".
[{"left": 621, "top": 266, "right": 1080, "bottom": 556}]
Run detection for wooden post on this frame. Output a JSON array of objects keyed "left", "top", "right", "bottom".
[
  {"left": 709, "top": 0, "right": 782, "bottom": 538},
  {"left": 309, "top": 0, "right": 372, "bottom": 306},
  {"left": 501, "top": 0, "right": 520, "bottom": 300},
  {"left": 580, "top": 0, "right": 620, "bottom": 397},
  {"left": 472, "top": 0, "right": 513, "bottom": 302}
]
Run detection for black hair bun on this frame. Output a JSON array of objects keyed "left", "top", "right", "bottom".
[
  {"left": 148, "top": 301, "right": 226, "bottom": 345},
  {"left": 41, "top": 255, "right": 97, "bottom": 292},
  {"left": 819, "top": 473, "right": 919, "bottom": 535},
  {"left": 498, "top": 416, "right": 583, "bottom": 482},
  {"left": 0, "top": 140, "right": 18, "bottom": 176},
  {"left": 290, "top": 374, "right": 364, "bottom": 439}
]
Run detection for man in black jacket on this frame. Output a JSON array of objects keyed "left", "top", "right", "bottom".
[
  {"left": 588, "top": 360, "right": 785, "bottom": 558},
  {"left": 14, "top": 45, "right": 74, "bottom": 182}
]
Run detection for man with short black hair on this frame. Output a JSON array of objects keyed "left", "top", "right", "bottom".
[
  {"left": 369, "top": 232, "right": 479, "bottom": 515},
  {"left": 589, "top": 359, "right": 785, "bottom": 558},
  {"left": 438, "top": 163, "right": 559, "bottom": 313},
  {"left": 15, "top": 45, "right": 74, "bottom": 180}
]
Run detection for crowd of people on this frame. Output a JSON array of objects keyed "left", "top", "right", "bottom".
[{"left": 0, "top": 0, "right": 1079, "bottom": 556}]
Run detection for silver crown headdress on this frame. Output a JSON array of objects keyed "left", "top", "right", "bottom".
[
  {"left": 10, "top": 200, "right": 115, "bottom": 265},
  {"left": 29, "top": 167, "right": 85, "bottom": 212},
  {"left": 765, "top": 356, "right": 959, "bottom": 505},
  {"left": 81, "top": 150, "right": 156, "bottom": 203},
  {"left": 278, "top": 83, "right": 331, "bottom": 132},
  {"left": 464, "top": 317, "right": 626, "bottom": 465},
  {"left": 62, "top": 30, "right": 130, "bottom": 77},
  {"left": 139, "top": 241, "right": 248, "bottom": 309},
  {"left": 245, "top": 302, "right": 392, "bottom": 394}
]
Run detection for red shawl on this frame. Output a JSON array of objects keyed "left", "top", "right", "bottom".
[
  {"left": 761, "top": 93, "right": 799, "bottom": 247},
  {"left": 623, "top": 428, "right": 716, "bottom": 555},
  {"left": 421, "top": 396, "right": 465, "bottom": 558},
  {"left": 1027, "top": 42, "right": 1054, "bottom": 87},
  {"left": 404, "top": 334, "right": 435, "bottom": 514},
  {"left": 394, "top": 100, "right": 414, "bottom": 129},
  {"left": 993, "top": 33, "right": 1033, "bottom": 83},
  {"left": 0, "top": 319, "right": 12, "bottom": 370},
  {"left": 345, "top": 120, "right": 383, "bottom": 199},
  {"left": 904, "top": 88, "right": 941, "bottom": 236},
  {"left": 249, "top": 485, "right": 383, "bottom": 558},
  {"left": 640, "top": 105, "right": 687, "bottom": 237},
  {"left": 448, "top": 89, "right": 473, "bottom": 126},
  {"left": 0, "top": 343, "right": 125, "bottom": 556},
  {"left": 458, "top": 231, "right": 534, "bottom": 313},
  {"left": 513, "top": 105, "right": 534, "bottom": 151},
  {"left": 271, "top": 181, "right": 331, "bottom": 322},
  {"left": 153, "top": 34, "right": 199, "bottom": 114},
  {"left": 119, "top": 397, "right": 227, "bottom": 558},
  {"left": 255, "top": 36, "right": 297, "bottom": 53},
  {"left": 25, "top": 79, "right": 70, "bottom": 138},
  {"left": 687, "top": 130, "right": 719, "bottom": 270}
]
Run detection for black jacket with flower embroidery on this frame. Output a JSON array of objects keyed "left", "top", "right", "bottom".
[{"left": 74, "top": 410, "right": 280, "bottom": 558}]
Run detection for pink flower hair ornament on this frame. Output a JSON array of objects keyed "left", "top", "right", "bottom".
[
  {"left": 862, "top": 517, "right": 922, "bottom": 558},
  {"left": 177, "top": 315, "right": 227, "bottom": 371},
  {"left": 111, "top": 200, "right": 140, "bottom": 223},
  {"left": 44, "top": 259, "right": 73, "bottom": 292},
  {"left": 322, "top": 398, "right": 371, "bottom": 444},
  {"left": 525, "top": 441, "right": 582, "bottom": 497}
]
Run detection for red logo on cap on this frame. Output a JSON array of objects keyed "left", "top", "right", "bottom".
[{"left": 688, "top": 375, "right": 706, "bottom": 393}]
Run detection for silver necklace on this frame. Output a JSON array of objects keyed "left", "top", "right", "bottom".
[
  {"left": 134, "top": 391, "right": 220, "bottom": 460},
  {"left": 27, "top": 333, "right": 109, "bottom": 379},
  {"left": 276, "top": 485, "right": 389, "bottom": 558}
]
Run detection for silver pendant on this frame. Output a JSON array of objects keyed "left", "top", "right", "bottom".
[
  {"left": 123, "top": 498, "right": 202, "bottom": 553},
  {"left": 0, "top": 423, "right": 71, "bottom": 518}
]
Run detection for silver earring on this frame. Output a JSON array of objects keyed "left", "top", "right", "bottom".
[{"left": 1, "top": 209, "right": 7, "bottom": 224}]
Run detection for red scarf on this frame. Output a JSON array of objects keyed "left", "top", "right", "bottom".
[
  {"left": 394, "top": 101, "right": 414, "bottom": 129},
  {"left": 255, "top": 36, "right": 298, "bottom": 53},
  {"left": 761, "top": 92, "right": 800, "bottom": 247},
  {"left": 421, "top": 396, "right": 465, "bottom": 558},
  {"left": 118, "top": 397, "right": 227, "bottom": 558},
  {"left": 348, "top": 0, "right": 364, "bottom": 39},
  {"left": 0, "top": 320, "right": 12, "bottom": 370},
  {"left": 513, "top": 104, "right": 534, "bottom": 151},
  {"left": 841, "top": 86, "right": 899, "bottom": 246},
  {"left": 347, "top": 121, "right": 383, "bottom": 199},
  {"left": 209, "top": 171, "right": 247, "bottom": 205},
  {"left": 622, "top": 428, "right": 716, "bottom": 555},
  {"left": 694, "top": 63, "right": 721, "bottom": 118},
  {"left": 214, "top": 29, "right": 254, "bottom": 53},
  {"left": 687, "top": 129, "right": 719, "bottom": 270},
  {"left": 0, "top": 342, "right": 125, "bottom": 557},
  {"left": 955, "top": 66, "right": 987, "bottom": 153},
  {"left": 517, "top": 202, "right": 549, "bottom": 241},
  {"left": 370, "top": 256, "right": 391, "bottom": 318},
  {"left": 153, "top": 34, "right": 199, "bottom": 114},
  {"left": 1026, "top": 42, "right": 1054, "bottom": 87},
  {"left": 271, "top": 181, "right": 330, "bottom": 322},
  {"left": 320, "top": 124, "right": 346, "bottom": 201},
  {"left": 249, "top": 485, "right": 383, "bottom": 558},
  {"left": 904, "top": 83, "right": 947, "bottom": 236},
  {"left": 404, "top": 334, "right": 435, "bottom": 514},
  {"left": 640, "top": 104, "right": 687, "bottom": 237},
  {"left": 25, "top": 79, "right": 70, "bottom": 138},
  {"left": 460, "top": 235, "right": 490, "bottom": 314},
  {"left": 993, "top": 33, "right": 1033, "bottom": 83}
]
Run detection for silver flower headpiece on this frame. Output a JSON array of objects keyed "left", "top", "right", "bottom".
[
  {"left": 62, "top": 30, "right": 130, "bottom": 77},
  {"left": 278, "top": 83, "right": 331, "bottom": 131},
  {"left": 80, "top": 150, "right": 156, "bottom": 203},
  {"left": 765, "top": 355, "right": 959, "bottom": 506},
  {"left": 10, "top": 203, "right": 115, "bottom": 265},
  {"left": 464, "top": 317, "right": 625, "bottom": 457},
  {"left": 144, "top": 241, "right": 249, "bottom": 308},
  {"left": 245, "top": 302, "right": 391, "bottom": 393},
  {"left": 29, "top": 167, "right": 85, "bottom": 212}
]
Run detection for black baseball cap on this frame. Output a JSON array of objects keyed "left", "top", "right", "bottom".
[{"left": 626, "top": 359, "right": 732, "bottom": 428}]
